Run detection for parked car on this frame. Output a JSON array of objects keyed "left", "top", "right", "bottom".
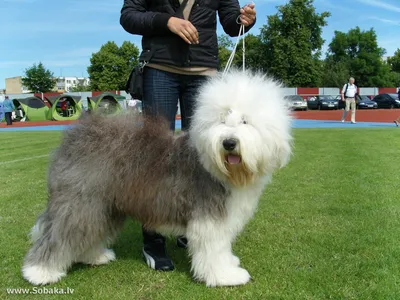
[
  {"left": 372, "top": 93, "right": 400, "bottom": 109},
  {"left": 356, "top": 95, "right": 377, "bottom": 109},
  {"left": 284, "top": 95, "right": 308, "bottom": 111},
  {"left": 336, "top": 95, "right": 377, "bottom": 109},
  {"left": 307, "top": 95, "right": 338, "bottom": 110}
]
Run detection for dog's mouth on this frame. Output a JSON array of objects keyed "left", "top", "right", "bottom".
[{"left": 225, "top": 154, "right": 241, "bottom": 165}]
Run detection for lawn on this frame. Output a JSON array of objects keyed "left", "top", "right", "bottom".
[{"left": 1, "top": 129, "right": 400, "bottom": 299}]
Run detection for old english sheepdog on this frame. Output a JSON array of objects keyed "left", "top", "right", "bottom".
[{"left": 22, "top": 70, "right": 292, "bottom": 287}]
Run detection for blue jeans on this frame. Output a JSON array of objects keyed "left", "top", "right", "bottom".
[
  {"left": 143, "top": 67, "right": 208, "bottom": 131},
  {"left": 141, "top": 67, "right": 208, "bottom": 254}
]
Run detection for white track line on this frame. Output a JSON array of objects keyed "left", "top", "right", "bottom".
[{"left": 0, "top": 154, "right": 49, "bottom": 166}]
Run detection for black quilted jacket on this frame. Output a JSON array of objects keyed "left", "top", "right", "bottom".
[{"left": 120, "top": 0, "right": 255, "bottom": 68}]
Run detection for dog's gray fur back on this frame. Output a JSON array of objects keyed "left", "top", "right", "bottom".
[
  {"left": 24, "top": 112, "right": 229, "bottom": 275},
  {"left": 50, "top": 112, "right": 229, "bottom": 225}
]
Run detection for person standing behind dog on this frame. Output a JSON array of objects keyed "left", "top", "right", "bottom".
[
  {"left": 3, "top": 96, "right": 15, "bottom": 126},
  {"left": 120, "top": 0, "right": 256, "bottom": 272},
  {"left": 341, "top": 77, "right": 357, "bottom": 124},
  {"left": 393, "top": 88, "right": 400, "bottom": 126}
]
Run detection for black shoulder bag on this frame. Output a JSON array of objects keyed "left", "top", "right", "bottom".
[
  {"left": 125, "top": 50, "right": 152, "bottom": 100},
  {"left": 343, "top": 84, "right": 348, "bottom": 99}
]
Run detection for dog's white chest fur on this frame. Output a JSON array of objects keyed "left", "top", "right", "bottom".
[{"left": 225, "top": 179, "right": 267, "bottom": 238}]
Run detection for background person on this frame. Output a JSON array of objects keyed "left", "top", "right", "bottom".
[
  {"left": 394, "top": 88, "right": 400, "bottom": 126},
  {"left": 3, "top": 96, "right": 15, "bottom": 126},
  {"left": 341, "top": 77, "right": 357, "bottom": 124},
  {"left": 60, "top": 100, "right": 68, "bottom": 117},
  {"left": 120, "top": 0, "right": 256, "bottom": 272}
]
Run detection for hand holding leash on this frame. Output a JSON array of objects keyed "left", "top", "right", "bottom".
[{"left": 239, "top": 2, "right": 256, "bottom": 26}]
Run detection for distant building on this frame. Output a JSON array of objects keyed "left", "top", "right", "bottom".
[
  {"left": 5, "top": 76, "right": 31, "bottom": 94},
  {"left": 382, "top": 56, "right": 392, "bottom": 63},
  {"left": 5, "top": 75, "right": 90, "bottom": 94},
  {"left": 55, "top": 76, "right": 90, "bottom": 92}
]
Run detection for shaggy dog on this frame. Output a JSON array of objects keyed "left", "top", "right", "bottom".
[{"left": 22, "top": 71, "right": 292, "bottom": 287}]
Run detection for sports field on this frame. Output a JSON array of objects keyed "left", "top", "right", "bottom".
[{"left": 1, "top": 128, "right": 400, "bottom": 299}]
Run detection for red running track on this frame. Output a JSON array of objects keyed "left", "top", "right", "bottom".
[
  {"left": 293, "top": 109, "right": 400, "bottom": 123},
  {"left": 1, "top": 109, "right": 399, "bottom": 128},
  {"left": 0, "top": 120, "right": 75, "bottom": 128}
]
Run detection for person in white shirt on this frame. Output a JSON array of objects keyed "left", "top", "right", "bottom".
[
  {"left": 394, "top": 88, "right": 400, "bottom": 126},
  {"left": 128, "top": 99, "right": 137, "bottom": 110},
  {"left": 128, "top": 99, "right": 142, "bottom": 113},
  {"left": 341, "top": 77, "right": 357, "bottom": 124}
]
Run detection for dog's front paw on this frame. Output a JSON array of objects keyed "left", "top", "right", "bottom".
[
  {"left": 206, "top": 267, "right": 251, "bottom": 287},
  {"left": 230, "top": 254, "right": 240, "bottom": 267}
]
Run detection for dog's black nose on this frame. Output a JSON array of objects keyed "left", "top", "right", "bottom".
[{"left": 223, "top": 139, "right": 237, "bottom": 151}]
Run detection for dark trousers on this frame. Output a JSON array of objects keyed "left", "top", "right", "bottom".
[
  {"left": 142, "top": 67, "right": 208, "bottom": 242},
  {"left": 5, "top": 112, "right": 12, "bottom": 125},
  {"left": 143, "top": 67, "right": 208, "bottom": 131}
]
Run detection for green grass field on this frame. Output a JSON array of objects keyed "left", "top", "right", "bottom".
[{"left": 1, "top": 129, "right": 400, "bottom": 299}]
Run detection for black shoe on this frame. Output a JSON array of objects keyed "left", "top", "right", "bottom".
[
  {"left": 176, "top": 236, "right": 188, "bottom": 249},
  {"left": 142, "top": 230, "right": 174, "bottom": 271}
]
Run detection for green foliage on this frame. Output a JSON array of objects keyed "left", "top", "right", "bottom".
[
  {"left": 387, "top": 49, "right": 400, "bottom": 87},
  {"left": 69, "top": 83, "right": 91, "bottom": 92},
  {"left": 88, "top": 41, "right": 139, "bottom": 91},
  {"left": 321, "top": 60, "right": 350, "bottom": 88},
  {"left": 259, "top": 0, "right": 330, "bottom": 87},
  {"left": 218, "top": 34, "right": 266, "bottom": 72},
  {"left": 218, "top": 35, "right": 234, "bottom": 70},
  {"left": 21, "top": 62, "right": 56, "bottom": 93},
  {"left": 325, "top": 27, "right": 397, "bottom": 87},
  {"left": 388, "top": 49, "right": 400, "bottom": 73}
]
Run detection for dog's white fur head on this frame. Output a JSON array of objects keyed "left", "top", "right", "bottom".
[{"left": 189, "top": 70, "right": 292, "bottom": 187}]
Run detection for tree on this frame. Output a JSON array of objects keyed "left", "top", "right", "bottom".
[
  {"left": 69, "top": 83, "right": 91, "bottom": 92},
  {"left": 88, "top": 41, "right": 139, "bottom": 91},
  {"left": 325, "top": 27, "right": 397, "bottom": 87},
  {"left": 218, "top": 35, "right": 234, "bottom": 70},
  {"left": 218, "top": 34, "right": 266, "bottom": 72},
  {"left": 259, "top": 0, "right": 330, "bottom": 87},
  {"left": 321, "top": 60, "right": 350, "bottom": 88},
  {"left": 234, "top": 34, "right": 267, "bottom": 72},
  {"left": 388, "top": 48, "right": 400, "bottom": 73},
  {"left": 22, "top": 62, "right": 56, "bottom": 93}
]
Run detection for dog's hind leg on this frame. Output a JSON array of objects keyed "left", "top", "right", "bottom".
[
  {"left": 22, "top": 211, "right": 72, "bottom": 285},
  {"left": 22, "top": 196, "right": 124, "bottom": 285},
  {"left": 187, "top": 218, "right": 251, "bottom": 287}
]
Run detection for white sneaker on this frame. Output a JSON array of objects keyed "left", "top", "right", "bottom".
[
  {"left": 351, "top": 121, "right": 356, "bottom": 124},
  {"left": 341, "top": 120, "right": 344, "bottom": 123}
]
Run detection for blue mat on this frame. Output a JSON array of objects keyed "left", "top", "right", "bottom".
[
  {"left": 0, "top": 119, "right": 396, "bottom": 132},
  {"left": 291, "top": 119, "right": 395, "bottom": 128}
]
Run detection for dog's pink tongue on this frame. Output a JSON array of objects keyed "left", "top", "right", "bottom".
[{"left": 227, "top": 155, "right": 241, "bottom": 165}]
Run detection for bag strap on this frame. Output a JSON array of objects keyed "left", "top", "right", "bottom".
[
  {"left": 183, "top": 0, "right": 195, "bottom": 20},
  {"left": 176, "top": 0, "right": 190, "bottom": 19}
]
